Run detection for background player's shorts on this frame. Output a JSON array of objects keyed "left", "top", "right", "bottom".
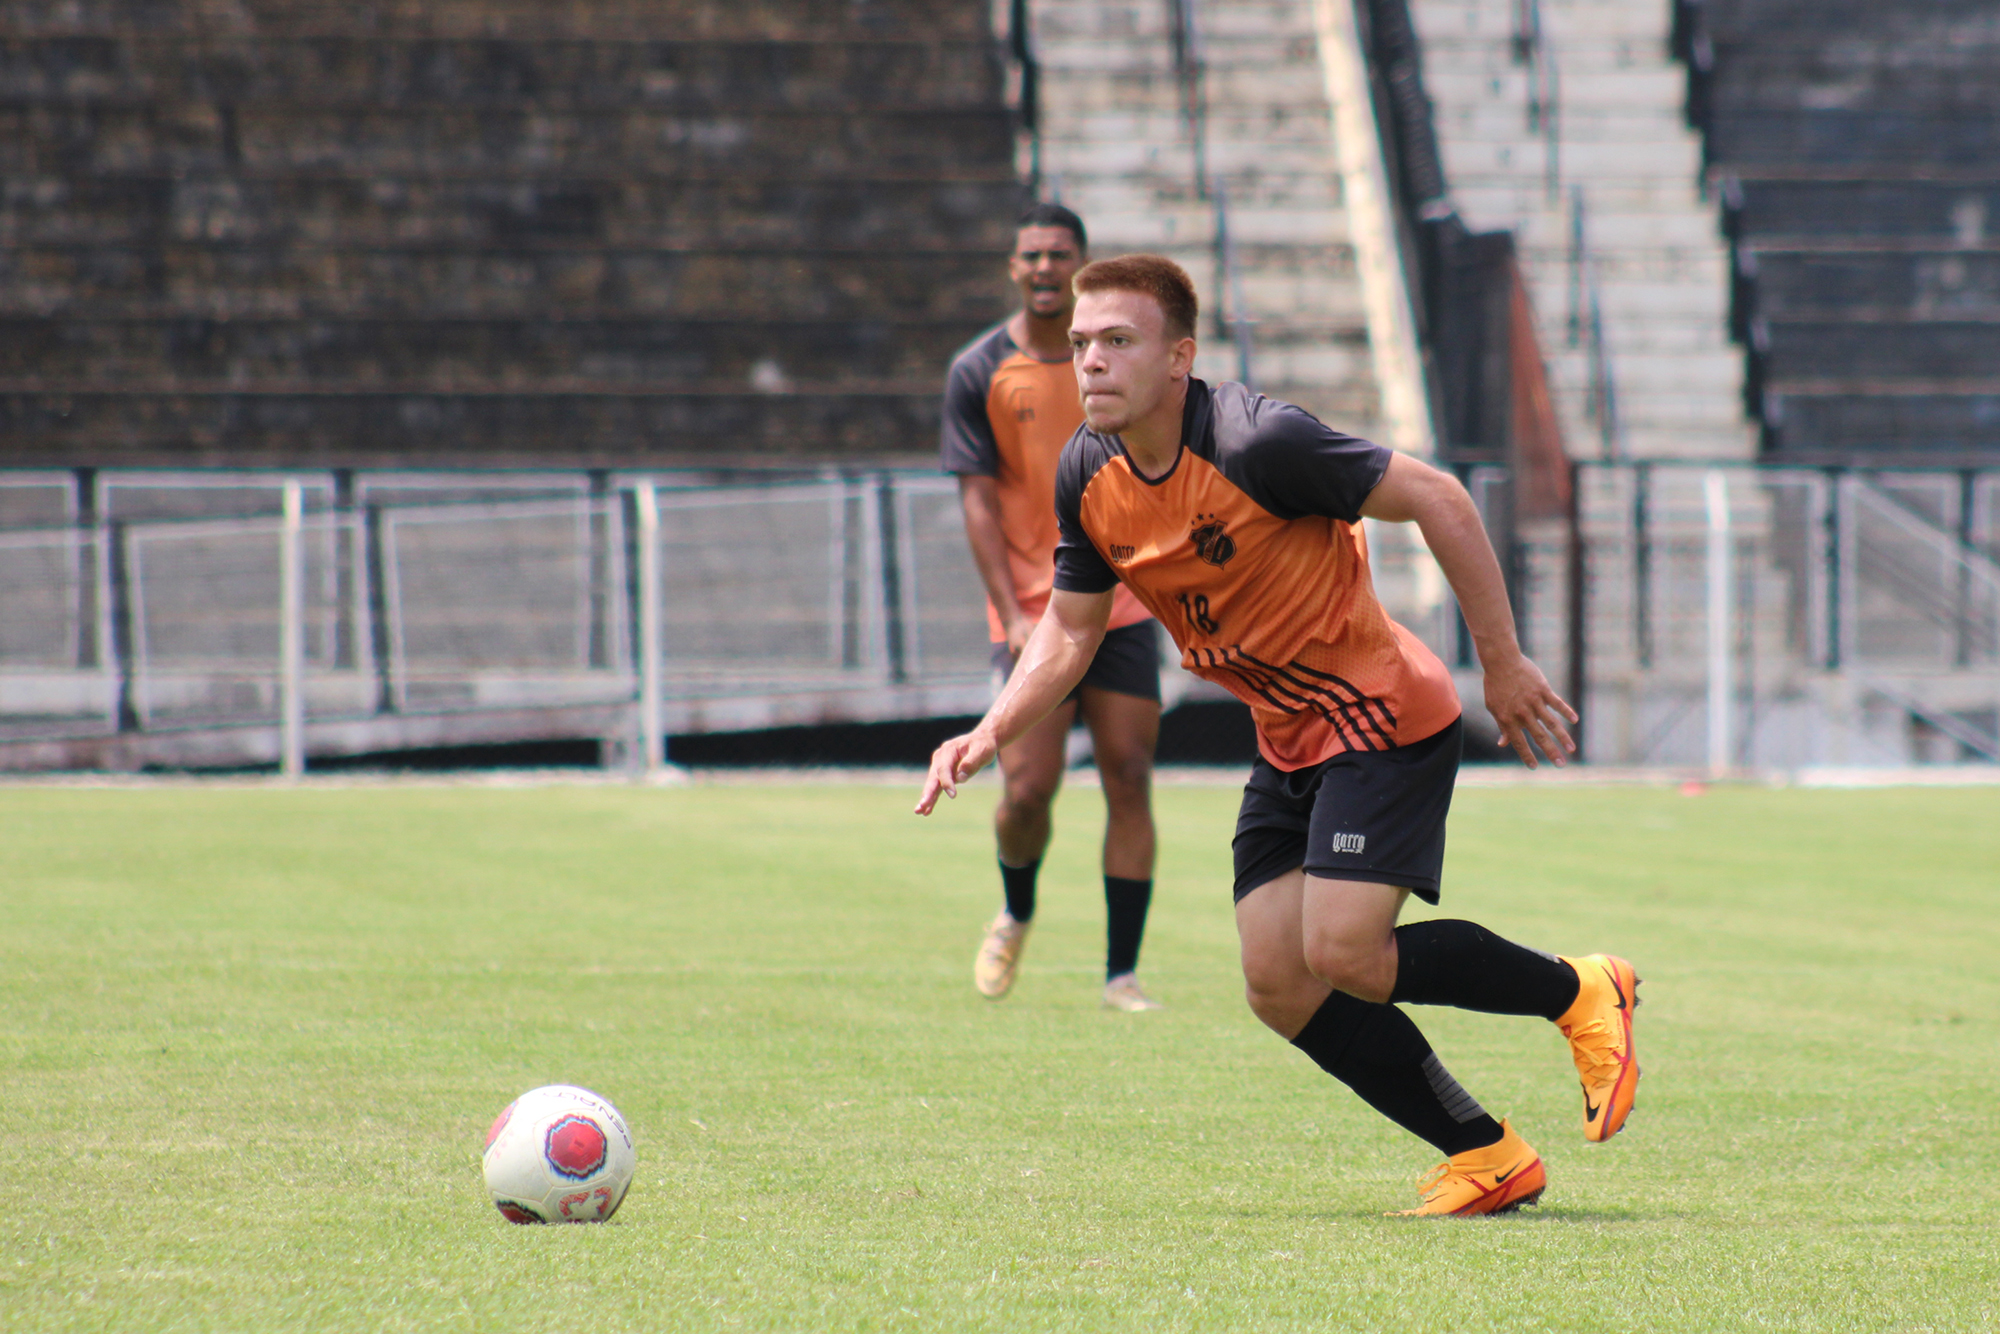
[
  {"left": 990, "top": 619, "right": 1161, "bottom": 704},
  {"left": 1230, "top": 716, "right": 1463, "bottom": 905}
]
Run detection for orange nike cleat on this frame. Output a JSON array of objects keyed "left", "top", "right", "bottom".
[
  {"left": 1392, "top": 1120, "right": 1547, "bottom": 1217},
  {"left": 1556, "top": 953, "right": 1642, "bottom": 1142}
]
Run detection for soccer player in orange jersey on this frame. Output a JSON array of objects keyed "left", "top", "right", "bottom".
[
  {"left": 918, "top": 255, "right": 1641, "bottom": 1216},
  {"left": 940, "top": 205, "right": 1166, "bottom": 1013}
]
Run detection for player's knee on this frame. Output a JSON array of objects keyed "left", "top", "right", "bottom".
[
  {"left": 1240, "top": 955, "right": 1304, "bottom": 1023},
  {"left": 1095, "top": 746, "right": 1153, "bottom": 807},
  {"left": 1241, "top": 976, "right": 1295, "bottom": 1033},
  {"left": 1301, "top": 933, "right": 1391, "bottom": 1003},
  {"left": 999, "top": 774, "right": 1060, "bottom": 817}
]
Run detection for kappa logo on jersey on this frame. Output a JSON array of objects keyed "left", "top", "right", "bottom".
[
  {"left": 1189, "top": 514, "right": 1237, "bottom": 567},
  {"left": 1329, "top": 832, "right": 1367, "bottom": 855}
]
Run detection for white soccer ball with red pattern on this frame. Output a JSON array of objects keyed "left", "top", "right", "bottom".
[{"left": 481, "top": 1085, "right": 635, "bottom": 1224}]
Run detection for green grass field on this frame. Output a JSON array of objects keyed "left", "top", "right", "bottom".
[{"left": 5, "top": 777, "right": 1997, "bottom": 1332}]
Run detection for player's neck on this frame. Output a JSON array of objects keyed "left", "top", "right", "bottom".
[
  {"left": 1119, "top": 377, "right": 1190, "bottom": 480},
  {"left": 1008, "top": 309, "right": 1073, "bottom": 363}
]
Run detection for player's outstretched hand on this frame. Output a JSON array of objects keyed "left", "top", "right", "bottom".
[
  {"left": 1483, "top": 652, "right": 1577, "bottom": 769},
  {"left": 915, "top": 729, "right": 999, "bottom": 815}
]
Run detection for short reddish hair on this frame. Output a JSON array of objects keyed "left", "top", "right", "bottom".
[{"left": 1072, "top": 254, "right": 1199, "bottom": 340}]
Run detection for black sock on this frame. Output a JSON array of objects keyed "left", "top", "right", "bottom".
[
  {"left": 1103, "top": 876, "right": 1152, "bottom": 978},
  {"left": 1390, "top": 919, "right": 1580, "bottom": 1021},
  {"left": 1289, "top": 991, "right": 1503, "bottom": 1156},
  {"left": 998, "top": 858, "right": 1039, "bottom": 923}
]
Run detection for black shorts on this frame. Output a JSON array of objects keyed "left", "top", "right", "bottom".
[
  {"left": 1230, "top": 717, "right": 1463, "bottom": 905},
  {"left": 990, "top": 619, "right": 1161, "bottom": 704}
]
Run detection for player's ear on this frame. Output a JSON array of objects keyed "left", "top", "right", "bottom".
[{"left": 1169, "top": 334, "right": 1198, "bottom": 377}]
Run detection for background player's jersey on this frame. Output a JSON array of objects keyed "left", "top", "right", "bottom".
[
  {"left": 1052, "top": 378, "right": 1460, "bottom": 770},
  {"left": 940, "top": 323, "right": 1152, "bottom": 642}
]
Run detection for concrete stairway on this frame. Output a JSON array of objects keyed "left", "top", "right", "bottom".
[
  {"left": 0, "top": 0, "right": 1022, "bottom": 468},
  {"left": 1410, "top": 0, "right": 1754, "bottom": 461},
  {"left": 1029, "top": 0, "right": 1383, "bottom": 440}
]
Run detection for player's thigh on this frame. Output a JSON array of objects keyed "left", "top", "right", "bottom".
[
  {"left": 1300, "top": 875, "right": 1409, "bottom": 956},
  {"left": 996, "top": 697, "right": 1077, "bottom": 807},
  {"left": 1078, "top": 685, "right": 1159, "bottom": 793}
]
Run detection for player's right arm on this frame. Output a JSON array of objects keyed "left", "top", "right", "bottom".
[
  {"left": 914, "top": 587, "right": 1113, "bottom": 814},
  {"left": 939, "top": 338, "right": 1033, "bottom": 648},
  {"left": 957, "top": 475, "right": 1033, "bottom": 654}
]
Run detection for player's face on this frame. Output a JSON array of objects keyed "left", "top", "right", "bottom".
[
  {"left": 1070, "top": 289, "right": 1195, "bottom": 434},
  {"left": 1008, "top": 226, "right": 1085, "bottom": 321}
]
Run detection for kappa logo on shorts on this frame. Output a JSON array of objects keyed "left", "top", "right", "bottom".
[{"left": 1329, "top": 832, "right": 1367, "bottom": 855}]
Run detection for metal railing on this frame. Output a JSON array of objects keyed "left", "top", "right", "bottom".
[
  {"left": 1567, "top": 185, "right": 1622, "bottom": 458},
  {"left": 0, "top": 471, "right": 997, "bottom": 770},
  {"left": 1008, "top": 0, "right": 1042, "bottom": 188},
  {"left": 1512, "top": 0, "right": 1560, "bottom": 201},
  {"left": 1212, "top": 181, "right": 1257, "bottom": 391},
  {"left": 1566, "top": 462, "right": 2000, "bottom": 768},
  {"left": 1168, "top": 0, "right": 1207, "bottom": 197}
]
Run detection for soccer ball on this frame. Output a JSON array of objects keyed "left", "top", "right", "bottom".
[{"left": 481, "top": 1084, "right": 635, "bottom": 1224}]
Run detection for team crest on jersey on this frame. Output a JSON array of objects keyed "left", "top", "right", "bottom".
[
  {"left": 1006, "top": 385, "right": 1036, "bottom": 422},
  {"left": 1189, "top": 514, "right": 1237, "bottom": 567}
]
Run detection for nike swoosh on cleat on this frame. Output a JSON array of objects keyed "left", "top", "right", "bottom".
[
  {"left": 1605, "top": 967, "right": 1630, "bottom": 1009},
  {"left": 1583, "top": 1096, "right": 1603, "bottom": 1124},
  {"left": 1493, "top": 1162, "right": 1527, "bottom": 1184}
]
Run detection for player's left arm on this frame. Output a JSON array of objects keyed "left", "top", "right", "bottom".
[
  {"left": 1358, "top": 451, "right": 1577, "bottom": 768},
  {"left": 914, "top": 588, "right": 1113, "bottom": 814}
]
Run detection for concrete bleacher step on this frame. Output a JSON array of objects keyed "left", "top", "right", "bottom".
[
  {"left": 1764, "top": 323, "right": 2000, "bottom": 382},
  {"left": 0, "top": 105, "right": 1014, "bottom": 177},
  {"left": 0, "top": 316, "right": 985, "bottom": 385},
  {"left": 0, "top": 389, "right": 949, "bottom": 465},
  {"left": 1732, "top": 180, "right": 2000, "bottom": 243},
  {"left": 0, "top": 248, "right": 1010, "bottom": 321},
  {"left": 1748, "top": 250, "right": 2000, "bottom": 320},
  {"left": 0, "top": 36, "right": 1009, "bottom": 110},
  {"left": 5, "top": 0, "right": 995, "bottom": 41},
  {"left": 0, "top": 176, "right": 1023, "bottom": 250},
  {"left": 1773, "top": 393, "right": 2000, "bottom": 460},
  {"left": 1709, "top": 112, "right": 2000, "bottom": 169}
]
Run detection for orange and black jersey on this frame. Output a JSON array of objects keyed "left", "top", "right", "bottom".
[
  {"left": 1053, "top": 378, "right": 1461, "bottom": 771},
  {"left": 941, "top": 322, "right": 1150, "bottom": 642}
]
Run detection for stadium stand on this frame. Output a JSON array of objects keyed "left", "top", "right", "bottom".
[
  {"left": 0, "top": 0, "right": 1021, "bottom": 467},
  {"left": 3, "top": 0, "right": 1995, "bottom": 773},
  {"left": 1681, "top": 0, "right": 2000, "bottom": 463}
]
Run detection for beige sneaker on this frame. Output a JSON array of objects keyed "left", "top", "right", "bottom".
[
  {"left": 974, "top": 913, "right": 1031, "bottom": 999},
  {"left": 1102, "top": 972, "right": 1163, "bottom": 1012}
]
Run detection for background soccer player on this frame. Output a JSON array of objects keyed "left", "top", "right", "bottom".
[
  {"left": 939, "top": 205, "right": 1167, "bottom": 1013},
  {"left": 918, "top": 255, "right": 1641, "bottom": 1215}
]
